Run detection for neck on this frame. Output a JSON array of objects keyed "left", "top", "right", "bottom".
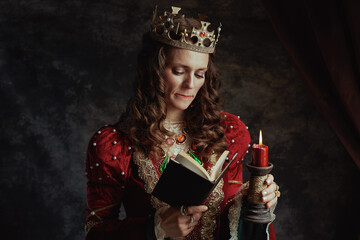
[{"left": 166, "top": 108, "right": 184, "bottom": 122}]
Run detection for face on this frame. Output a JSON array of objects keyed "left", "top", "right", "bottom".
[{"left": 163, "top": 48, "right": 209, "bottom": 120}]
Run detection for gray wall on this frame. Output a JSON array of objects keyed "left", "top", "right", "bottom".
[{"left": 1, "top": 0, "right": 359, "bottom": 239}]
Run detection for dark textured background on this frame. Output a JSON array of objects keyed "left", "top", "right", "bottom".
[{"left": 1, "top": 0, "right": 359, "bottom": 239}]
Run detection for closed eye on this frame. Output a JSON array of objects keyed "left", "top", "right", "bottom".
[
  {"left": 173, "top": 70, "right": 184, "bottom": 75},
  {"left": 195, "top": 74, "right": 205, "bottom": 79}
]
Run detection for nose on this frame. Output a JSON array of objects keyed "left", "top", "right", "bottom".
[{"left": 183, "top": 72, "right": 195, "bottom": 89}]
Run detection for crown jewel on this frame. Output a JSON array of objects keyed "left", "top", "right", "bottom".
[{"left": 150, "top": 6, "right": 222, "bottom": 53}]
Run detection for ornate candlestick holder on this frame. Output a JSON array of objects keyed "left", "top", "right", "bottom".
[{"left": 240, "top": 162, "right": 276, "bottom": 223}]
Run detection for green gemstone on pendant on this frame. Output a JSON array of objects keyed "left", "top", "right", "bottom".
[
  {"left": 165, "top": 22, "right": 171, "bottom": 28},
  {"left": 160, "top": 156, "right": 169, "bottom": 173}
]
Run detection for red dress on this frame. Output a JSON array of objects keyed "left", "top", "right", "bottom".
[{"left": 85, "top": 112, "right": 276, "bottom": 239}]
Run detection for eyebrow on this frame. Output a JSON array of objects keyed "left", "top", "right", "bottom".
[{"left": 171, "top": 63, "right": 208, "bottom": 71}]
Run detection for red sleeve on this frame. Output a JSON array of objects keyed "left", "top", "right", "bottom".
[
  {"left": 217, "top": 112, "right": 251, "bottom": 239},
  {"left": 85, "top": 126, "right": 148, "bottom": 240},
  {"left": 221, "top": 112, "right": 251, "bottom": 200}
]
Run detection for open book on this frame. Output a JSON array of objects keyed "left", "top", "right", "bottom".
[{"left": 152, "top": 150, "right": 238, "bottom": 206}]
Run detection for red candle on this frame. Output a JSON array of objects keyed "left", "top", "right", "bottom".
[{"left": 251, "top": 130, "right": 269, "bottom": 167}]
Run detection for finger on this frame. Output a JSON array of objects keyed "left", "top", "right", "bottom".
[
  {"left": 179, "top": 221, "right": 195, "bottom": 237},
  {"left": 188, "top": 213, "right": 203, "bottom": 227},
  {"left": 188, "top": 215, "right": 202, "bottom": 228},
  {"left": 187, "top": 216, "right": 198, "bottom": 227},
  {"left": 186, "top": 205, "right": 208, "bottom": 215},
  {"left": 262, "top": 192, "right": 276, "bottom": 203},
  {"left": 261, "top": 182, "right": 277, "bottom": 197},
  {"left": 188, "top": 222, "right": 198, "bottom": 229},
  {"left": 191, "top": 212, "right": 203, "bottom": 222},
  {"left": 180, "top": 213, "right": 203, "bottom": 230},
  {"left": 161, "top": 206, "right": 182, "bottom": 220},
  {"left": 178, "top": 227, "right": 192, "bottom": 237},
  {"left": 266, "top": 196, "right": 278, "bottom": 209},
  {"left": 265, "top": 174, "right": 274, "bottom": 185},
  {"left": 183, "top": 225, "right": 194, "bottom": 236},
  {"left": 177, "top": 216, "right": 190, "bottom": 225}
]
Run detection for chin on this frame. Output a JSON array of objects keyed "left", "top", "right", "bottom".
[
  {"left": 177, "top": 105, "right": 191, "bottom": 111},
  {"left": 173, "top": 102, "right": 192, "bottom": 111}
]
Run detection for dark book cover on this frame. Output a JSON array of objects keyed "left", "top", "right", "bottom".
[{"left": 152, "top": 152, "right": 237, "bottom": 206}]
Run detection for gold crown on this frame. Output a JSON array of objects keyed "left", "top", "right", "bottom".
[{"left": 150, "top": 6, "right": 222, "bottom": 53}]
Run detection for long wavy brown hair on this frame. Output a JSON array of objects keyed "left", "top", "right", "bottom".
[{"left": 117, "top": 15, "right": 227, "bottom": 159}]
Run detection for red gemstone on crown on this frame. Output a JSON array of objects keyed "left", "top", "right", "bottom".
[{"left": 200, "top": 32, "right": 205, "bottom": 37}]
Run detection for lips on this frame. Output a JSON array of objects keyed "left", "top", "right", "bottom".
[{"left": 175, "top": 93, "right": 193, "bottom": 98}]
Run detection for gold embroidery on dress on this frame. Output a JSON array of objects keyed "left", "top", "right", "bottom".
[
  {"left": 85, "top": 220, "right": 103, "bottom": 236},
  {"left": 133, "top": 151, "right": 168, "bottom": 209},
  {"left": 228, "top": 193, "right": 243, "bottom": 240},
  {"left": 85, "top": 202, "right": 120, "bottom": 235},
  {"left": 86, "top": 202, "right": 119, "bottom": 221},
  {"left": 199, "top": 178, "right": 224, "bottom": 240},
  {"left": 133, "top": 151, "right": 225, "bottom": 240},
  {"left": 133, "top": 151, "right": 156, "bottom": 194},
  {"left": 197, "top": 153, "right": 224, "bottom": 240},
  {"left": 228, "top": 180, "right": 243, "bottom": 184}
]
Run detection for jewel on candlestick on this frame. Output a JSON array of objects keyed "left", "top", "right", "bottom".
[{"left": 241, "top": 130, "right": 276, "bottom": 223}]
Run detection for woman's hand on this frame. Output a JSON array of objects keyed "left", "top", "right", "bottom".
[
  {"left": 160, "top": 205, "right": 208, "bottom": 238},
  {"left": 261, "top": 174, "right": 278, "bottom": 208},
  {"left": 240, "top": 174, "right": 278, "bottom": 209}
]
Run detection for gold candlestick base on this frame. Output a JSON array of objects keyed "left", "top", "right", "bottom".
[{"left": 241, "top": 162, "right": 276, "bottom": 223}]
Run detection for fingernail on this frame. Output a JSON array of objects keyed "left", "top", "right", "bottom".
[
  {"left": 262, "top": 197, "right": 266, "bottom": 202},
  {"left": 262, "top": 190, "right": 267, "bottom": 196},
  {"left": 266, "top": 179, "right": 271, "bottom": 184},
  {"left": 203, "top": 206, "right": 208, "bottom": 211}
]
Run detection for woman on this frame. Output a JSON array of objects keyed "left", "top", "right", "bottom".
[{"left": 85, "top": 6, "right": 278, "bottom": 240}]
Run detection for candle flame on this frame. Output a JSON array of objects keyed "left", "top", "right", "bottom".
[{"left": 259, "top": 130, "right": 263, "bottom": 145}]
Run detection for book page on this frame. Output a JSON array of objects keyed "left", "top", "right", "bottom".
[
  {"left": 175, "top": 152, "right": 211, "bottom": 180},
  {"left": 210, "top": 150, "right": 229, "bottom": 181}
]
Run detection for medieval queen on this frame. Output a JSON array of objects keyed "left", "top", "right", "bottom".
[{"left": 85, "top": 6, "right": 278, "bottom": 240}]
